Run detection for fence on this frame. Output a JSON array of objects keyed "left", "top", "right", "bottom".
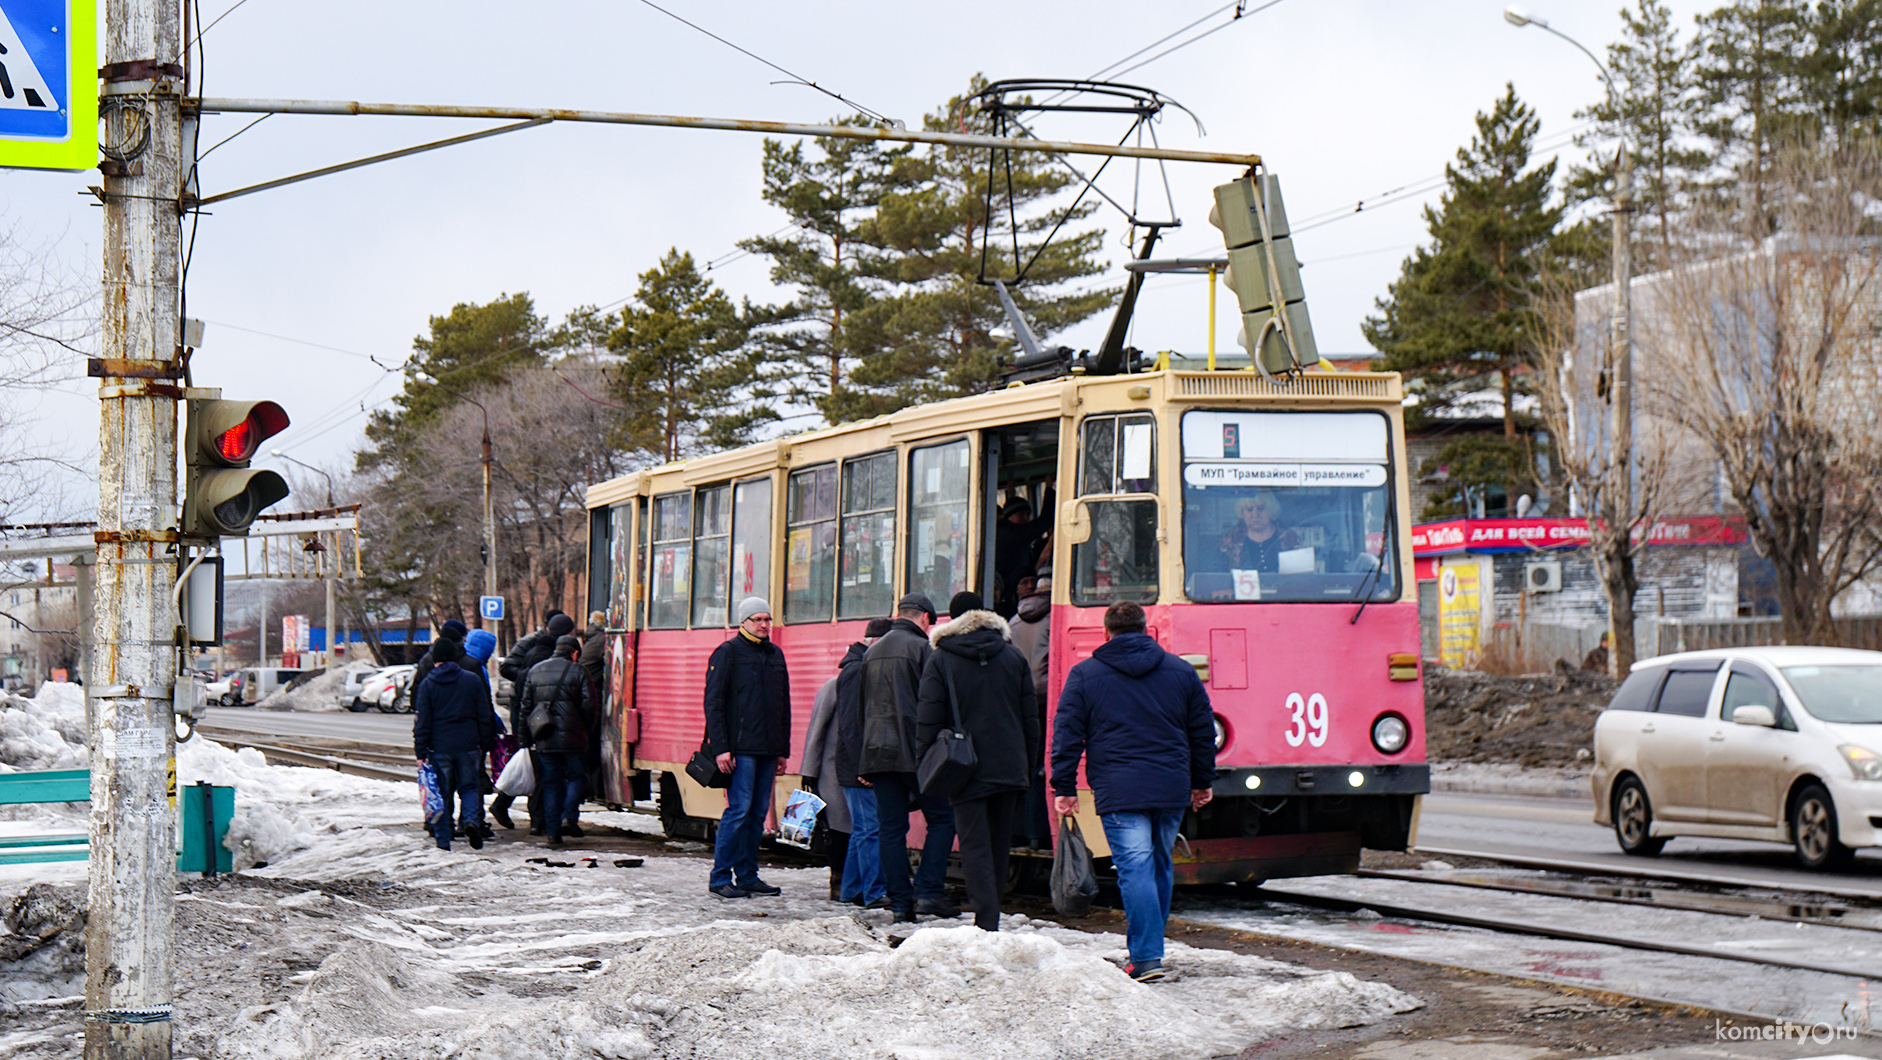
[{"left": 1480, "top": 615, "right": 1882, "bottom": 674}]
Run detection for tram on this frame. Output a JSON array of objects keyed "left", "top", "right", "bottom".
[{"left": 580, "top": 356, "right": 1428, "bottom": 884}]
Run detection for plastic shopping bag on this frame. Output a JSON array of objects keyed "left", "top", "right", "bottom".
[
  {"left": 777, "top": 788, "right": 826, "bottom": 847},
  {"left": 1050, "top": 815, "right": 1100, "bottom": 916},
  {"left": 417, "top": 761, "right": 444, "bottom": 825},
  {"left": 495, "top": 747, "right": 536, "bottom": 797}
]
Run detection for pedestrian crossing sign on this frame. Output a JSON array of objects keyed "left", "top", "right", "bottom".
[{"left": 0, "top": 0, "right": 96, "bottom": 171}]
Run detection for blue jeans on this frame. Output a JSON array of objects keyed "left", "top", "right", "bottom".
[
  {"left": 1101, "top": 809, "right": 1184, "bottom": 963},
  {"left": 429, "top": 751, "right": 485, "bottom": 848},
  {"left": 842, "top": 786, "right": 885, "bottom": 903},
  {"left": 536, "top": 751, "right": 584, "bottom": 841},
  {"left": 711, "top": 755, "right": 778, "bottom": 889},
  {"left": 870, "top": 772, "right": 954, "bottom": 909}
]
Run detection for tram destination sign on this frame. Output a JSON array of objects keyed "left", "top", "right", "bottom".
[
  {"left": 0, "top": 0, "right": 96, "bottom": 170},
  {"left": 1184, "top": 462, "right": 1387, "bottom": 488}
]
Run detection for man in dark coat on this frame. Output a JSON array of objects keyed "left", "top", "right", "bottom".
[
  {"left": 916, "top": 592, "right": 1037, "bottom": 931},
  {"left": 578, "top": 610, "right": 607, "bottom": 689},
  {"left": 858, "top": 592, "right": 956, "bottom": 922},
  {"left": 808, "top": 615, "right": 893, "bottom": 906},
  {"left": 702, "top": 597, "right": 792, "bottom": 899},
  {"left": 1051, "top": 600, "right": 1216, "bottom": 982},
  {"left": 501, "top": 610, "right": 573, "bottom": 684},
  {"left": 993, "top": 486, "right": 1053, "bottom": 614},
  {"left": 517, "top": 633, "right": 593, "bottom": 846},
  {"left": 402, "top": 619, "right": 467, "bottom": 711},
  {"left": 413, "top": 637, "right": 497, "bottom": 851}
]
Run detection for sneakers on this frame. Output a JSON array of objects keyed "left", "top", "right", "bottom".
[
  {"left": 492, "top": 807, "right": 515, "bottom": 830},
  {"left": 1126, "top": 959, "right": 1166, "bottom": 983},
  {"left": 563, "top": 823, "right": 585, "bottom": 839},
  {"left": 467, "top": 826, "right": 484, "bottom": 850},
  {"left": 710, "top": 884, "right": 752, "bottom": 900},
  {"left": 915, "top": 898, "right": 961, "bottom": 918},
  {"left": 737, "top": 878, "right": 783, "bottom": 896},
  {"left": 546, "top": 835, "right": 563, "bottom": 847}
]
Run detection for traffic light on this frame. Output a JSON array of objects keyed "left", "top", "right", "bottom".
[
  {"left": 183, "top": 399, "right": 291, "bottom": 538},
  {"left": 1210, "top": 173, "right": 1319, "bottom": 377}
]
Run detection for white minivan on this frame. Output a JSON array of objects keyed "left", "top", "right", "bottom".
[{"left": 1592, "top": 646, "right": 1882, "bottom": 869}]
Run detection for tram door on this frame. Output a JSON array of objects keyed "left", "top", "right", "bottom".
[{"left": 979, "top": 420, "right": 1060, "bottom": 618}]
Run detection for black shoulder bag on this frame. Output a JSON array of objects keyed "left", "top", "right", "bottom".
[
  {"left": 687, "top": 648, "right": 736, "bottom": 788},
  {"left": 916, "top": 662, "right": 978, "bottom": 797},
  {"left": 527, "top": 665, "right": 580, "bottom": 742}
]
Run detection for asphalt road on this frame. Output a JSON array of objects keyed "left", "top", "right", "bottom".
[
  {"left": 1417, "top": 791, "right": 1882, "bottom": 899},
  {"left": 199, "top": 705, "right": 413, "bottom": 747}
]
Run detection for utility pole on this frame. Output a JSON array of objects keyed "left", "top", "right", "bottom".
[
  {"left": 91, "top": 0, "right": 183, "bottom": 1055},
  {"left": 483, "top": 423, "right": 498, "bottom": 656}
]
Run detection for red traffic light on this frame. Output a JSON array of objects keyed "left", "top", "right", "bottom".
[{"left": 211, "top": 403, "right": 289, "bottom": 462}]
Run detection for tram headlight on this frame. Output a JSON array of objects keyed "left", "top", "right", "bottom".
[
  {"left": 1212, "top": 715, "right": 1228, "bottom": 752},
  {"left": 1371, "top": 713, "right": 1409, "bottom": 755}
]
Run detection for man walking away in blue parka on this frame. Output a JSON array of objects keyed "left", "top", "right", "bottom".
[{"left": 414, "top": 637, "right": 497, "bottom": 851}]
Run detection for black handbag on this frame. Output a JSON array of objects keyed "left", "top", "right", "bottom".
[
  {"left": 916, "top": 664, "right": 977, "bottom": 797},
  {"left": 686, "top": 740, "right": 732, "bottom": 788},
  {"left": 526, "top": 666, "right": 578, "bottom": 742}
]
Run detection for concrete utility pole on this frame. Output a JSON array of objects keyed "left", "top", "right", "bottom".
[{"left": 91, "top": 0, "right": 184, "bottom": 1054}]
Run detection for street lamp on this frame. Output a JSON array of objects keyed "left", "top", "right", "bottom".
[
  {"left": 1506, "top": 5, "right": 1635, "bottom": 675},
  {"left": 269, "top": 449, "right": 338, "bottom": 669}
]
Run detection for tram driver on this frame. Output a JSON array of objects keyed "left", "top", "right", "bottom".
[{"left": 1218, "top": 492, "right": 1299, "bottom": 574}]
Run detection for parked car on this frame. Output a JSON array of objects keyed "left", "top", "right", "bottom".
[
  {"left": 343, "top": 666, "right": 387, "bottom": 712},
  {"left": 205, "top": 674, "right": 236, "bottom": 706},
  {"left": 358, "top": 666, "right": 414, "bottom": 714},
  {"left": 378, "top": 668, "right": 419, "bottom": 713},
  {"left": 1592, "top": 646, "right": 1882, "bottom": 869},
  {"left": 237, "top": 667, "right": 312, "bottom": 705}
]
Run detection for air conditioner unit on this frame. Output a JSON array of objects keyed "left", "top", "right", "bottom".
[{"left": 1525, "top": 560, "right": 1562, "bottom": 593}]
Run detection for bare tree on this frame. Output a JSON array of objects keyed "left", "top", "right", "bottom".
[
  {"left": 1649, "top": 142, "right": 1882, "bottom": 643},
  {"left": 0, "top": 223, "right": 97, "bottom": 521}
]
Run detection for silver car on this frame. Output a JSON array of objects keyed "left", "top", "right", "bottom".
[{"left": 1592, "top": 646, "right": 1882, "bottom": 869}]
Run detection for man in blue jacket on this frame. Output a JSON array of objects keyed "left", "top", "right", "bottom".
[
  {"left": 414, "top": 637, "right": 498, "bottom": 851},
  {"left": 1050, "top": 601, "right": 1215, "bottom": 982}
]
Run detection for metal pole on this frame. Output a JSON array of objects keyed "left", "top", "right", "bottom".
[
  {"left": 323, "top": 533, "right": 336, "bottom": 671},
  {"left": 483, "top": 427, "right": 498, "bottom": 660},
  {"left": 1608, "top": 141, "right": 1633, "bottom": 674},
  {"left": 90, "top": 0, "right": 183, "bottom": 1053},
  {"left": 258, "top": 580, "right": 268, "bottom": 668}
]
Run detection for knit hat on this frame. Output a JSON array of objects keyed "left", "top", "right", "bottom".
[
  {"left": 463, "top": 628, "right": 497, "bottom": 663},
  {"left": 948, "top": 590, "right": 985, "bottom": 618},
  {"left": 546, "top": 613, "right": 576, "bottom": 637},
  {"left": 864, "top": 616, "right": 894, "bottom": 639},
  {"left": 432, "top": 637, "right": 463, "bottom": 663},
  {"left": 554, "top": 634, "right": 582, "bottom": 656},
  {"left": 439, "top": 619, "right": 468, "bottom": 641},
  {"left": 736, "top": 596, "right": 772, "bottom": 623}
]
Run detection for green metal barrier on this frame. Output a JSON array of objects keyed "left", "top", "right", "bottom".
[{"left": 0, "top": 769, "right": 234, "bottom": 871}]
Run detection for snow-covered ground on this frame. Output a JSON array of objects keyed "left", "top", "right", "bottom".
[{"left": 0, "top": 692, "right": 1421, "bottom": 1059}]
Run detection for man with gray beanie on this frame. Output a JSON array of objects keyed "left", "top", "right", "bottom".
[{"left": 703, "top": 597, "right": 791, "bottom": 899}]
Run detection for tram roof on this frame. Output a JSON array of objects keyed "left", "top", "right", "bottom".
[{"left": 585, "top": 368, "right": 1403, "bottom": 508}]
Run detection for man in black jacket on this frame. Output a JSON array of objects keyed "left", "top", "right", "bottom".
[
  {"left": 501, "top": 611, "right": 573, "bottom": 684},
  {"left": 859, "top": 592, "right": 956, "bottom": 922},
  {"left": 413, "top": 637, "right": 497, "bottom": 851},
  {"left": 806, "top": 615, "right": 893, "bottom": 905},
  {"left": 703, "top": 597, "right": 791, "bottom": 899},
  {"left": 917, "top": 592, "right": 1038, "bottom": 930},
  {"left": 400, "top": 619, "right": 467, "bottom": 712},
  {"left": 517, "top": 633, "right": 594, "bottom": 847}
]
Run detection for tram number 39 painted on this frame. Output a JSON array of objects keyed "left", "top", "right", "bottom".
[{"left": 1283, "top": 692, "right": 1329, "bottom": 748}]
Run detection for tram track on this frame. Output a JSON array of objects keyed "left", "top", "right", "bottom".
[{"left": 193, "top": 725, "right": 416, "bottom": 782}]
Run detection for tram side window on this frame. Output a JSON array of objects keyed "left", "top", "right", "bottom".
[
  {"left": 785, "top": 466, "right": 837, "bottom": 623},
  {"left": 636, "top": 498, "right": 649, "bottom": 627},
  {"left": 907, "top": 440, "right": 970, "bottom": 607},
  {"left": 648, "top": 493, "right": 690, "bottom": 629},
  {"left": 692, "top": 485, "right": 731, "bottom": 627},
  {"left": 839, "top": 452, "right": 897, "bottom": 619},
  {"left": 731, "top": 478, "right": 773, "bottom": 607},
  {"left": 1072, "top": 414, "right": 1159, "bottom": 606},
  {"left": 607, "top": 503, "right": 632, "bottom": 628}
]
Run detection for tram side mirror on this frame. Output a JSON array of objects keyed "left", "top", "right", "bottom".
[
  {"left": 1731, "top": 705, "right": 1777, "bottom": 727},
  {"left": 1063, "top": 501, "right": 1092, "bottom": 544}
]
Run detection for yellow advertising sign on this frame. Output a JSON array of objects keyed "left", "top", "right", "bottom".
[{"left": 1437, "top": 558, "right": 1483, "bottom": 669}]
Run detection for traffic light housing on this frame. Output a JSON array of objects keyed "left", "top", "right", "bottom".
[
  {"left": 1210, "top": 173, "right": 1319, "bottom": 377},
  {"left": 183, "top": 399, "right": 291, "bottom": 538}
]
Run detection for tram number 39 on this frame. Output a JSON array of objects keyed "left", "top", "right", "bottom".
[{"left": 1283, "top": 692, "right": 1329, "bottom": 748}]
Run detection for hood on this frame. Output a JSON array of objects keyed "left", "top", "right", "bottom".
[
  {"left": 1015, "top": 593, "right": 1050, "bottom": 622},
  {"left": 930, "top": 609, "right": 1012, "bottom": 661},
  {"left": 1091, "top": 632, "right": 1166, "bottom": 677},
  {"left": 429, "top": 661, "right": 464, "bottom": 684},
  {"left": 840, "top": 641, "right": 869, "bottom": 668},
  {"left": 463, "top": 629, "right": 497, "bottom": 663}
]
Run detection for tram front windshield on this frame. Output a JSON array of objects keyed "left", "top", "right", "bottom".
[{"left": 1181, "top": 410, "right": 1398, "bottom": 603}]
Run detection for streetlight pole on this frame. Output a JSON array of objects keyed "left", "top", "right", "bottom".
[
  {"left": 270, "top": 450, "right": 339, "bottom": 670},
  {"left": 1505, "top": 4, "right": 1634, "bottom": 675}
]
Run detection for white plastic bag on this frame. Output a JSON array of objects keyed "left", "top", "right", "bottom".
[{"left": 494, "top": 748, "right": 535, "bottom": 796}]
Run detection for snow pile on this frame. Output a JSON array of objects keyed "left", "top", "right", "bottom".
[
  {"left": 176, "top": 736, "right": 415, "bottom": 870},
  {"left": 0, "top": 684, "right": 86, "bottom": 773},
  {"left": 257, "top": 666, "right": 350, "bottom": 713}
]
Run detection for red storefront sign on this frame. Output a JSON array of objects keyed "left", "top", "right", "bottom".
[{"left": 1411, "top": 516, "right": 1746, "bottom": 558}]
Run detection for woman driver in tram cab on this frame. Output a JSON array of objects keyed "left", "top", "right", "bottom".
[{"left": 1219, "top": 491, "right": 1298, "bottom": 573}]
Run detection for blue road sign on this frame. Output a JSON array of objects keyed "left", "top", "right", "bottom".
[
  {"left": 479, "top": 595, "right": 505, "bottom": 621},
  {"left": 0, "top": 0, "right": 96, "bottom": 170}
]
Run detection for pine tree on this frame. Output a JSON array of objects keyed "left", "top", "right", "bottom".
[
  {"left": 739, "top": 122, "right": 915, "bottom": 424},
  {"left": 1567, "top": 0, "right": 1710, "bottom": 268},
  {"left": 607, "top": 250, "right": 776, "bottom": 462},
  {"left": 831, "top": 79, "right": 1115, "bottom": 421},
  {"left": 1692, "top": 0, "right": 1814, "bottom": 230},
  {"left": 1364, "top": 85, "right": 1562, "bottom": 440}
]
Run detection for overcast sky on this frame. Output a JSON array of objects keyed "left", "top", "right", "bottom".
[{"left": 0, "top": 0, "right": 1707, "bottom": 516}]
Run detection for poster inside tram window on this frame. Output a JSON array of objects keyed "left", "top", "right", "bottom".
[{"left": 1437, "top": 559, "right": 1483, "bottom": 669}]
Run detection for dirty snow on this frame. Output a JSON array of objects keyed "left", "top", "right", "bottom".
[
  {"left": 256, "top": 665, "right": 362, "bottom": 713},
  {"left": 0, "top": 683, "right": 87, "bottom": 774},
  {"left": 0, "top": 723, "right": 1422, "bottom": 1059}
]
